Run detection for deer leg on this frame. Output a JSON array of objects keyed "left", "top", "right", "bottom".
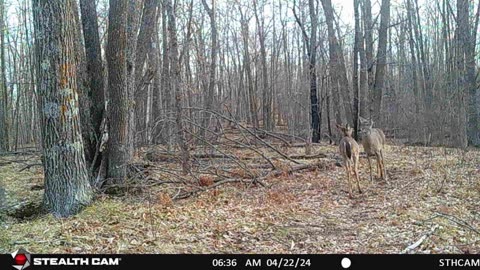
[
  {"left": 380, "top": 150, "right": 387, "bottom": 182},
  {"left": 367, "top": 155, "right": 373, "bottom": 182},
  {"left": 345, "top": 162, "right": 353, "bottom": 198},
  {"left": 354, "top": 157, "right": 362, "bottom": 194},
  {"left": 375, "top": 152, "right": 382, "bottom": 179}
]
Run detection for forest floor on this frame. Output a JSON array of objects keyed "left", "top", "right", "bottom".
[{"left": 0, "top": 134, "right": 479, "bottom": 254}]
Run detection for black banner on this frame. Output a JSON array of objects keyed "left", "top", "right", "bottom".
[{"left": 2, "top": 253, "right": 480, "bottom": 270}]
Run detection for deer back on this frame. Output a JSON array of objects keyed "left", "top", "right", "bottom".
[
  {"left": 339, "top": 136, "right": 359, "bottom": 160},
  {"left": 361, "top": 128, "right": 384, "bottom": 154}
]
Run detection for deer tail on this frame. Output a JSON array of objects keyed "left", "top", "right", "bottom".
[{"left": 345, "top": 141, "right": 352, "bottom": 159}]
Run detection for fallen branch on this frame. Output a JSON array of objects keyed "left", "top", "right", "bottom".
[
  {"left": 0, "top": 150, "right": 39, "bottom": 156},
  {"left": 182, "top": 118, "right": 277, "bottom": 171},
  {"left": 290, "top": 142, "right": 323, "bottom": 148},
  {"left": 289, "top": 153, "right": 327, "bottom": 159},
  {"left": 323, "top": 133, "right": 336, "bottom": 144},
  {"left": 431, "top": 212, "right": 480, "bottom": 235},
  {"left": 258, "top": 130, "right": 307, "bottom": 143},
  {"left": 251, "top": 128, "right": 293, "bottom": 146},
  {"left": 173, "top": 178, "right": 265, "bottom": 200},
  {"left": 184, "top": 107, "right": 301, "bottom": 165},
  {"left": 268, "top": 162, "right": 324, "bottom": 178},
  {"left": 401, "top": 224, "right": 439, "bottom": 254},
  {"left": 19, "top": 163, "right": 43, "bottom": 172},
  {"left": 194, "top": 153, "right": 253, "bottom": 159},
  {"left": 0, "top": 159, "right": 29, "bottom": 166},
  {"left": 12, "top": 240, "right": 50, "bottom": 245},
  {"left": 153, "top": 160, "right": 330, "bottom": 201},
  {"left": 218, "top": 163, "right": 273, "bottom": 170},
  {"left": 147, "top": 151, "right": 256, "bottom": 161}
]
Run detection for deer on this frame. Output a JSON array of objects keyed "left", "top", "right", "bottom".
[
  {"left": 336, "top": 123, "right": 362, "bottom": 198},
  {"left": 359, "top": 117, "right": 387, "bottom": 183}
]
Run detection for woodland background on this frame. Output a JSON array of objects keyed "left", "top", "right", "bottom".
[{"left": 0, "top": 0, "right": 478, "bottom": 254}]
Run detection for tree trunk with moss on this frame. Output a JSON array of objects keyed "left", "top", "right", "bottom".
[{"left": 33, "top": 0, "right": 93, "bottom": 217}]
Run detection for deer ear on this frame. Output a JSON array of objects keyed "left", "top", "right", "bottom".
[
  {"left": 369, "top": 119, "right": 374, "bottom": 127},
  {"left": 335, "top": 123, "right": 342, "bottom": 130}
]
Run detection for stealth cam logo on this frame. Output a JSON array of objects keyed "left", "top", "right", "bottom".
[{"left": 11, "top": 248, "right": 31, "bottom": 270}]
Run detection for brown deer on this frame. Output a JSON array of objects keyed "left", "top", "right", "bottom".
[
  {"left": 336, "top": 124, "right": 362, "bottom": 198},
  {"left": 359, "top": 117, "right": 387, "bottom": 182}
]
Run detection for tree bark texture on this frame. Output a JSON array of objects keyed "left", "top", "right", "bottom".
[
  {"left": 106, "top": 0, "right": 129, "bottom": 181},
  {"left": 33, "top": 0, "right": 93, "bottom": 217}
]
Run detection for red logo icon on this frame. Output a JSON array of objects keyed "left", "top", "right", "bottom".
[{"left": 11, "top": 248, "right": 31, "bottom": 270}]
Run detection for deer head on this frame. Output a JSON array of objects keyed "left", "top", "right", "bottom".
[
  {"left": 336, "top": 123, "right": 353, "bottom": 137},
  {"left": 359, "top": 117, "right": 374, "bottom": 135}
]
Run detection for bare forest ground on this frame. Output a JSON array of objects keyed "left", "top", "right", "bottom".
[{"left": 0, "top": 131, "right": 479, "bottom": 254}]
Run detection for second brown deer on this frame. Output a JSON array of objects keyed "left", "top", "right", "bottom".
[
  {"left": 359, "top": 117, "right": 387, "bottom": 183},
  {"left": 336, "top": 124, "right": 362, "bottom": 198}
]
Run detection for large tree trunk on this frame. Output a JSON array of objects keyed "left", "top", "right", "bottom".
[
  {"left": 126, "top": 0, "right": 142, "bottom": 156},
  {"left": 165, "top": 0, "right": 190, "bottom": 174},
  {"left": 79, "top": 0, "right": 105, "bottom": 166},
  {"left": 134, "top": 0, "right": 158, "bottom": 146},
  {"left": 372, "top": 0, "right": 390, "bottom": 124},
  {"left": 70, "top": 0, "right": 95, "bottom": 166},
  {"left": 33, "top": 0, "right": 93, "bottom": 217},
  {"left": 106, "top": 0, "right": 129, "bottom": 181},
  {"left": 452, "top": 0, "right": 469, "bottom": 148},
  {"left": 461, "top": 0, "right": 480, "bottom": 146},
  {"left": 321, "top": 0, "right": 352, "bottom": 126}
]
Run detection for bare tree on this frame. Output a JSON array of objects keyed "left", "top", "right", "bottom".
[
  {"left": 406, "top": 0, "right": 422, "bottom": 141},
  {"left": 106, "top": 0, "right": 129, "bottom": 181},
  {"left": 452, "top": 0, "right": 471, "bottom": 148},
  {"left": 352, "top": 0, "right": 361, "bottom": 139},
  {"left": 254, "top": 0, "right": 273, "bottom": 131},
  {"left": 159, "top": 4, "right": 171, "bottom": 146},
  {"left": 3, "top": 0, "right": 480, "bottom": 179},
  {"left": 126, "top": 0, "right": 142, "bottom": 157},
  {"left": 201, "top": 0, "right": 218, "bottom": 138},
  {"left": 165, "top": 0, "right": 190, "bottom": 174},
  {"left": 321, "top": 0, "right": 352, "bottom": 126},
  {"left": 0, "top": 0, "right": 7, "bottom": 151},
  {"left": 239, "top": 7, "right": 259, "bottom": 130},
  {"left": 371, "top": 0, "right": 390, "bottom": 124},
  {"left": 135, "top": 0, "right": 159, "bottom": 146},
  {"left": 461, "top": 0, "right": 480, "bottom": 146},
  {"left": 363, "top": 0, "right": 374, "bottom": 118},
  {"left": 294, "top": 0, "right": 321, "bottom": 142}
]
